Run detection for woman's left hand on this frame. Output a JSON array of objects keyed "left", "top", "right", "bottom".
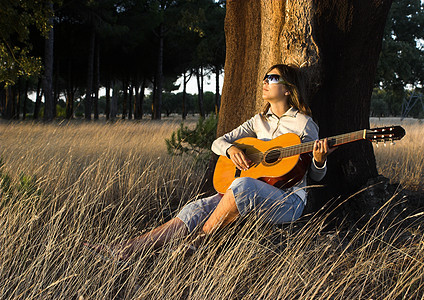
[{"left": 313, "top": 138, "right": 336, "bottom": 168}]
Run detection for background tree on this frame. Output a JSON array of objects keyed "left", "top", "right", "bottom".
[
  {"left": 43, "top": 1, "right": 55, "bottom": 121},
  {"left": 374, "top": 0, "right": 424, "bottom": 116},
  {"left": 179, "top": 0, "right": 225, "bottom": 118},
  {"left": 218, "top": 1, "right": 393, "bottom": 212},
  {"left": 0, "top": 0, "right": 53, "bottom": 119}
]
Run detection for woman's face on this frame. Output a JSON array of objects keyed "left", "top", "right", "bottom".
[{"left": 262, "top": 68, "right": 290, "bottom": 103}]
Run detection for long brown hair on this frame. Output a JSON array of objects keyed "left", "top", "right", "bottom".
[{"left": 261, "top": 64, "right": 312, "bottom": 117}]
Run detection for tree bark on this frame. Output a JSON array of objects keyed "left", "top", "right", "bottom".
[
  {"left": 105, "top": 80, "right": 111, "bottom": 120},
  {"left": 53, "top": 62, "right": 59, "bottom": 118},
  {"left": 34, "top": 77, "right": 43, "bottom": 120},
  {"left": 196, "top": 67, "right": 205, "bottom": 118},
  {"left": 110, "top": 81, "right": 117, "bottom": 120},
  {"left": 65, "top": 87, "right": 74, "bottom": 119},
  {"left": 4, "top": 86, "right": 14, "bottom": 119},
  {"left": 133, "top": 82, "right": 138, "bottom": 119},
  {"left": 85, "top": 25, "right": 95, "bottom": 120},
  {"left": 22, "top": 79, "right": 28, "bottom": 120},
  {"left": 128, "top": 84, "right": 133, "bottom": 120},
  {"left": 122, "top": 81, "right": 128, "bottom": 119},
  {"left": 215, "top": 65, "right": 220, "bottom": 115},
  {"left": 140, "top": 78, "right": 145, "bottom": 119},
  {"left": 134, "top": 78, "right": 145, "bottom": 120},
  {"left": 93, "top": 41, "right": 100, "bottom": 120},
  {"left": 218, "top": 0, "right": 392, "bottom": 209},
  {"left": 182, "top": 71, "right": 188, "bottom": 120},
  {"left": 15, "top": 82, "right": 20, "bottom": 120},
  {"left": 153, "top": 23, "right": 164, "bottom": 120},
  {"left": 43, "top": 3, "right": 55, "bottom": 122},
  {"left": 151, "top": 77, "right": 156, "bottom": 119}
]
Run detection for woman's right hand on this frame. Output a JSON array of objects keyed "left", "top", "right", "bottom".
[{"left": 227, "top": 146, "right": 252, "bottom": 171}]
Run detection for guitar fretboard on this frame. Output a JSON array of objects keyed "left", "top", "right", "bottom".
[{"left": 278, "top": 129, "right": 366, "bottom": 158}]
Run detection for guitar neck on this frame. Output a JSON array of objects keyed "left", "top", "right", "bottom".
[{"left": 282, "top": 129, "right": 366, "bottom": 157}]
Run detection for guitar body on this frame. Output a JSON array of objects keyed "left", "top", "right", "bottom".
[{"left": 213, "top": 134, "right": 310, "bottom": 194}]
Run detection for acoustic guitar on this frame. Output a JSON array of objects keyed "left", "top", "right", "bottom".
[{"left": 213, "top": 126, "right": 406, "bottom": 194}]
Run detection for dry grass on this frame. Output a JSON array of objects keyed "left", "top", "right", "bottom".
[
  {"left": 371, "top": 117, "right": 424, "bottom": 190},
  {"left": 0, "top": 117, "right": 423, "bottom": 299}
]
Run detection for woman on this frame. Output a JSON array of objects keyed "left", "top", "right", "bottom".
[{"left": 85, "top": 64, "right": 334, "bottom": 261}]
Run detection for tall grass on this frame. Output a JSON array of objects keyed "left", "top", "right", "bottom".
[
  {"left": 371, "top": 117, "right": 424, "bottom": 190},
  {"left": 0, "top": 118, "right": 422, "bottom": 299}
]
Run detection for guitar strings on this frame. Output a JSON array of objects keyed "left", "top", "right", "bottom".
[{"left": 242, "top": 131, "right": 364, "bottom": 162}]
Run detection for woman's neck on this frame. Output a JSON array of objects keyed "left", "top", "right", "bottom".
[{"left": 269, "top": 101, "right": 291, "bottom": 118}]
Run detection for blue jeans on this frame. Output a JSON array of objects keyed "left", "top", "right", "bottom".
[{"left": 177, "top": 177, "right": 304, "bottom": 232}]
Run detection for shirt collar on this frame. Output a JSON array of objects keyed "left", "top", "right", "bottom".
[{"left": 266, "top": 106, "right": 299, "bottom": 118}]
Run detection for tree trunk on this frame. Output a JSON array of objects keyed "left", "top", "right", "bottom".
[
  {"left": 85, "top": 25, "right": 95, "bottom": 120},
  {"left": 153, "top": 23, "right": 164, "bottom": 120},
  {"left": 93, "top": 41, "right": 100, "bottom": 120},
  {"left": 122, "top": 82, "right": 128, "bottom": 119},
  {"left": 133, "top": 82, "right": 138, "bottom": 119},
  {"left": 43, "top": 4, "right": 55, "bottom": 122},
  {"left": 15, "top": 82, "right": 20, "bottom": 119},
  {"left": 4, "top": 86, "right": 14, "bottom": 119},
  {"left": 138, "top": 78, "right": 145, "bottom": 119},
  {"left": 128, "top": 84, "right": 133, "bottom": 120},
  {"left": 105, "top": 80, "right": 111, "bottom": 120},
  {"left": 34, "top": 77, "right": 43, "bottom": 119},
  {"left": 151, "top": 77, "right": 156, "bottom": 119},
  {"left": 196, "top": 67, "right": 205, "bottom": 118},
  {"left": 53, "top": 60, "right": 59, "bottom": 118},
  {"left": 0, "top": 86, "right": 5, "bottom": 117},
  {"left": 22, "top": 80, "right": 28, "bottom": 120},
  {"left": 134, "top": 79, "right": 144, "bottom": 120},
  {"left": 215, "top": 65, "right": 220, "bottom": 115},
  {"left": 182, "top": 71, "right": 188, "bottom": 120},
  {"left": 65, "top": 87, "right": 74, "bottom": 119},
  {"left": 218, "top": 0, "right": 392, "bottom": 210},
  {"left": 110, "top": 80, "right": 118, "bottom": 120}
]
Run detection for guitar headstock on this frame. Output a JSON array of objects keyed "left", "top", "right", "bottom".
[{"left": 366, "top": 126, "right": 406, "bottom": 145}]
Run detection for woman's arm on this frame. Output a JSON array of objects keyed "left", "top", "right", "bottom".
[
  {"left": 211, "top": 116, "right": 257, "bottom": 171},
  {"left": 211, "top": 116, "right": 256, "bottom": 156},
  {"left": 301, "top": 118, "right": 333, "bottom": 182}
]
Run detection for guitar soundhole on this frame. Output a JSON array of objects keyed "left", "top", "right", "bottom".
[{"left": 264, "top": 149, "right": 281, "bottom": 164}]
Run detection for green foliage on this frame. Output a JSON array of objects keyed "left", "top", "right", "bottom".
[
  {"left": 56, "top": 103, "right": 66, "bottom": 118},
  {"left": 375, "top": 0, "right": 424, "bottom": 89},
  {"left": 0, "top": 0, "right": 54, "bottom": 86},
  {"left": 0, "top": 45, "right": 43, "bottom": 86},
  {"left": 0, "top": 157, "right": 41, "bottom": 209},
  {"left": 18, "top": 173, "right": 39, "bottom": 197},
  {"left": 371, "top": 87, "right": 424, "bottom": 117},
  {"left": 370, "top": 97, "right": 390, "bottom": 117},
  {"left": 165, "top": 114, "right": 218, "bottom": 164},
  {"left": 373, "top": 0, "right": 424, "bottom": 113}
]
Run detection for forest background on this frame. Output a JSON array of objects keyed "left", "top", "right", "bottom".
[{"left": 0, "top": 0, "right": 423, "bottom": 121}]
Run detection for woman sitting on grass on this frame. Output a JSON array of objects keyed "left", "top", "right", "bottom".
[{"left": 85, "top": 63, "right": 335, "bottom": 261}]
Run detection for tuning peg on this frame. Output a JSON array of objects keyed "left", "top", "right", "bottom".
[
  {"left": 390, "top": 140, "right": 395, "bottom": 145},
  {"left": 375, "top": 142, "right": 379, "bottom": 148}
]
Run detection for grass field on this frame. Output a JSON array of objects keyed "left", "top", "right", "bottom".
[{"left": 0, "top": 117, "right": 423, "bottom": 299}]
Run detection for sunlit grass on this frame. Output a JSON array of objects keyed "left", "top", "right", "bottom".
[
  {"left": 371, "top": 117, "right": 424, "bottom": 190},
  {"left": 0, "top": 117, "right": 422, "bottom": 299}
]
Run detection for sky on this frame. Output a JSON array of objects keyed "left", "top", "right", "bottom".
[{"left": 173, "top": 72, "right": 224, "bottom": 95}]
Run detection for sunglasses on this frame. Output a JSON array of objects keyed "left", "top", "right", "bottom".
[{"left": 263, "top": 74, "right": 287, "bottom": 85}]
